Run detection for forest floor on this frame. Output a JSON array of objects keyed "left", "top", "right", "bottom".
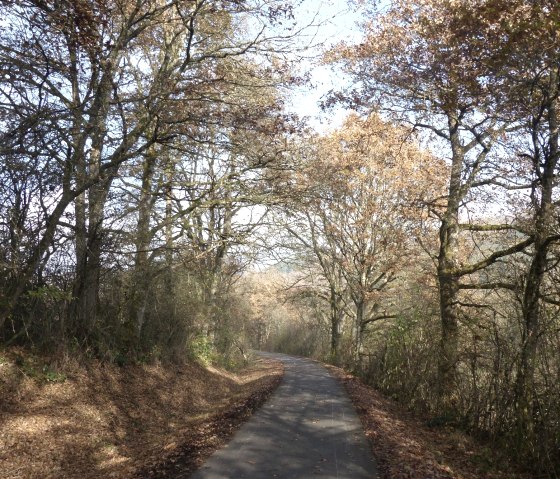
[
  {"left": 325, "top": 364, "right": 533, "bottom": 479},
  {"left": 0, "top": 347, "right": 282, "bottom": 479}
]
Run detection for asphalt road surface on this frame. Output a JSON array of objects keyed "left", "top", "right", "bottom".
[{"left": 190, "top": 352, "right": 378, "bottom": 479}]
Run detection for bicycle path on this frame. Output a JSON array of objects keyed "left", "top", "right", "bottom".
[{"left": 190, "top": 352, "right": 378, "bottom": 479}]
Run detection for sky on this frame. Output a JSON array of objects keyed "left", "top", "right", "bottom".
[{"left": 283, "top": 0, "right": 366, "bottom": 132}]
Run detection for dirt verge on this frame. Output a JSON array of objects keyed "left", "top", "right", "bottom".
[
  {"left": 0, "top": 349, "right": 283, "bottom": 479},
  {"left": 325, "top": 364, "right": 530, "bottom": 479}
]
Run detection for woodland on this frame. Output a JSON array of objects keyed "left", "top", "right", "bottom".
[{"left": 1, "top": 0, "right": 559, "bottom": 476}]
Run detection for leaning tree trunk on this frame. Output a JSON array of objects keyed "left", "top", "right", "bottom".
[{"left": 516, "top": 90, "right": 559, "bottom": 451}]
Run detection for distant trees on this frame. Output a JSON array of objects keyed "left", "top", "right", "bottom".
[{"left": 279, "top": 114, "right": 443, "bottom": 364}]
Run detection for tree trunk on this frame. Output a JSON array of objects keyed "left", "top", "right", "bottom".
[
  {"left": 515, "top": 88, "right": 559, "bottom": 450},
  {"left": 515, "top": 199, "right": 549, "bottom": 454},
  {"left": 70, "top": 63, "right": 114, "bottom": 338},
  {"left": 73, "top": 177, "right": 112, "bottom": 338},
  {"left": 436, "top": 114, "right": 464, "bottom": 414},
  {"left": 129, "top": 148, "right": 158, "bottom": 340},
  {"left": 437, "top": 266, "right": 460, "bottom": 411},
  {"left": 329, "top": 285, "right": 342, "bottom": 364},
  {"left": 164, "top": 161, "right": 175, "bottom": 292},
  {"left": 354, "top": 299, "right": 365, "bottom": 364}
]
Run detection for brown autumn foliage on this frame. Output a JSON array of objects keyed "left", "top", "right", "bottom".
[
  {"left": 319, "top": 1, "right": 560, "bottom": 474},
  {"left": 279, "top": 113, "right": 445, "bottom": 363},
  {"left": 2, "top": 0, "right": 560, "bottom": 476},
  {"left": 0, "top": 0, "right": 298, "bottom": 360}
]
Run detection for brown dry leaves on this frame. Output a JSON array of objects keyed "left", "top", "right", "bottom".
[
  {"left": 0, "top": 351, "right": 282, "bottom": 479},
  {"left": 325, "top": 365, "right": 531, "bottom": 479}
]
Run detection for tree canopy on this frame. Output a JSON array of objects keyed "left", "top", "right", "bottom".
[{"left": 1, "top": 0, "right": 560, "bottom": 475}]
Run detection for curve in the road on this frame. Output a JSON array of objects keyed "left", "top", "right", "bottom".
[{"left": 189, "top": 352, "right": 378, "bottom": 479}]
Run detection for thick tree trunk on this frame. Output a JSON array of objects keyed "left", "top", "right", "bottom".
[
  {"left": 437, "top": 265, "right": 460, "bottom": 411},
  {"left": 164, "top": 164, "right": 175, "bottom": 292},
  {"left": 515, "top": 205, "right": 549, "bottom": 452},
  {"left": 436, "top": 115, "right": 464, "bottom": 414},
  {"left": 71, "top": 167, "right": 88, "bottom": 335},
  {"left": 69, "top": 36, "right": 87, "bottom": 337},
  {"left": 70, "top": 65, "right": 113, "bottom": 339},
  {"left": 516, "top": 249, "right": 542, "bottom": 449}
]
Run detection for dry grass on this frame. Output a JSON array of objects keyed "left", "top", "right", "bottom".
[
  {"left": 0, "top": 348, "right": 283, "bottom": 479},
  {"left": 325, "top": 364, "right": 531, "bottom": 479}
]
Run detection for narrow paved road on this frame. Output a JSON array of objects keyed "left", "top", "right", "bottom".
[{"left": 190, "top": 352, "right": 378, "bottom": 479}]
